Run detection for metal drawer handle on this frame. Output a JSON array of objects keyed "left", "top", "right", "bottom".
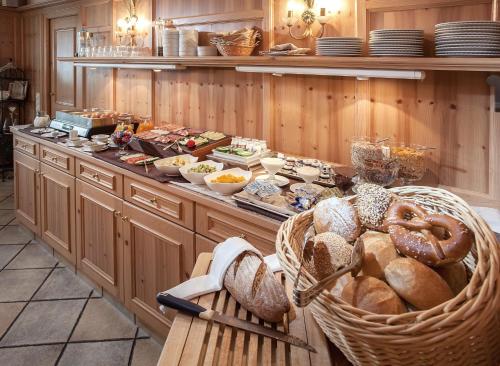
[
  {"left": 114, "top": 211, "right": 122, "bottom": 218},
  {"left": 92, "top": 173, "right": 100, "bottom": 181},
  {"left": 51, "top": 157, "right": 58, "bottom": 162},
  {"left": 149, "top": 197, "right": 157, "bottom": 204},
  {"left": 121, "top": 216, "right": 130, "bottom": 222}
]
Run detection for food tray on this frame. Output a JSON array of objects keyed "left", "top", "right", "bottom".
[{"left": 233, "top": 191, "right": 296, "bottom": 221}]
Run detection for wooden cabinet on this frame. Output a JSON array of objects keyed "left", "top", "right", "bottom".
[
  {"left": 13, "top": 151, "right": 40, "bottom": 235},
  {"left": 124, "top": 176, "right": 194, "bottom": 230},
  {"left": 195, "top": 234, "right": 217, "bottom": 260},
  {"left": 40, "top": 144, "right": 75, "bottom": 175},
  {"left": 14, "top": 135, "right": 39, "bottom": 158},
  {"left": 76, "top": 180, "right": 124, "bottom": 299},
  {"left": 196, "top": 204, "right": 278, "bottom": 255},
  {"left": 122, "top": 202, "right": 195, "bottom": 336},
  {"left": 40, "top": 163, "right": 76, "bottom": 264},
  {"left": 76, "top": 159, "right": 123, "bottom": 196}
]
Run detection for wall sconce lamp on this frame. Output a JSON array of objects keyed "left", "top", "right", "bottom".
[
  {"left": 116, "top": 0, "right": 147, "bottom": 47},
  {"left": 286, "top": 0, "right": 331, "bottom": 40}
]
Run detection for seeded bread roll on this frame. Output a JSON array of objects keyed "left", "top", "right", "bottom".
[
  {"left": 304, "top": 232, "right": 353, "bottom": 280},
  {"left": 224, "top": 252, "right": 290, "bottom": 323},
  {"left": 435, "top": 261, "right": 468, "bottom": 295},
  {"left": 360, "top": 231, "right": 399, "bottom": 280},
  {"left": 341, "top": 276, "right": 407, "bottom": 315},
  {"left": 356, "top": 184, "right": 396, "bottom": 232},
  {"left": 313, "top": 198, "right": 361, "bottom": 242},
  {"left": 384, "top": 258, "right": 454, "bottom": 310}
]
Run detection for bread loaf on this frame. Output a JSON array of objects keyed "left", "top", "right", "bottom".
[
  {"left": 313, "top": 198, "right": 361, "bottom": 241},
  {"left": 224, "top": 251, "right": 290, "bottom": 323},
  {"left": 303, "top": 232, "right": 353, "bottom": 280},
  {"left": 384, "top": 258, "right": 454, "bottom": 310},
  {"left": 360, "top": 231, "right": 399, "bottom": 280},
  {"left": 341, "top": 276, "right": 406, "bottom": 315},
  {"left": 435, "top": 261, "right": 468, "bottom": 295}
]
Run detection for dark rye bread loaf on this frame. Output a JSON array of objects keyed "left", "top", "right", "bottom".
[{"left": 223, "top": 251, "right": 290, "bottom": 323}]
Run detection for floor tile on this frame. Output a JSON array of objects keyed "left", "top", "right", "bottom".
[
  {"left": 0, "top": 196, "right": 14, "bottom": 210},
  {"left": 131, "top": 338, "right": 163, "bottom": 366},
  {"left": 0, "top": 345, "right": 63, "bottom": 366},
  {"left": 0, "top": 299, "right": 86, "bottom": 346},
  {"left": 0, "top": 244, "right": 24, "bottom": 269},
  {"left": 0, "top": 226, "right": 33, "bottom": 245},
  {"left": 0, "top": 302, "right": 25, "bottom": 337},
  {"left": 34, "top": 268, "right": 93, "bottom": 300},
  {"left": 6, "top": 243, "right": 57, "bottom": 269},
  {"left": 0, "top": 210, "right": 15, "bottom": 225},
  {"left": 59, "top": 340, "right": 133, "bottom": 366},
  {"left": 71, "top": 298, "right": 136, "bottom": 341},
  {"left": 0, "top": 269, "right": 51, "bottom": 302}
]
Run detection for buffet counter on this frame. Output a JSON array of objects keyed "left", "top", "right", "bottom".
[{"left": 11, "top": 126, "right": 281, "bottom": 337}]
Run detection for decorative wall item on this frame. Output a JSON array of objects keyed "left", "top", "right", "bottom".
[
  {"left": 286, "top": 0, "right": 332, "bottom": 40},
  {"left": 116, "top": 0, "right": 148, "bottom": 47}
]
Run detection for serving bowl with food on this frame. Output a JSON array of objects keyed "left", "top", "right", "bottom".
[
  {"left": 204, "top": 168, "right": 252, "bottom": 195},
  {"left": 153, "top": 154, "right": 198, "bottom": 176},
  {"left": 179, "top": 160, "right": 224, "bottom": 184}
]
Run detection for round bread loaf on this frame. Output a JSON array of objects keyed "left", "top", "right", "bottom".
[
  {"left": 360, "top": 231, "right": 399, "bottom": 280},
  {"left": 384, "top": 258, "right": 454, "bottom": 310},
  {"left": 304, "top": 232, "right": 353, "bottom": 280},
  {"left": 313, "top": 198, "right": 361, "bottom": 241},
  {"left": 435, "top": 261, "right": 468, "bottom": 295},
  {"left": 341, "top": 276, "right": 406, "bottom": 315},
  {"left": 330, "top": 273, "right": 353, "bottom": 297},
  {"left": 356, "top": 184, "right": 395, "bottom": 232}
]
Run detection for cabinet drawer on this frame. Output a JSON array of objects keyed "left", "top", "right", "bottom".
[
  {"left": 124, "top": 177, "right": 194, "bottom": 230},
  {"left": 14, "top": 135, "right": 39, "bottom": 158},
  {"left": 196, "top": 204, "right": 278, "bottom": 255},
  {"left": 76, "top": 159, "right": 123, "bottom": 196},
  {"left": 195, "top": 234, "right": 217, "bottom": 260},
  {"left": 40, "top": 145, "right": 75, "bottom": 175}
]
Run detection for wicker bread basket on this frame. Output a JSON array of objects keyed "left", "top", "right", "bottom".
[
  {"left": 210, "top": 39, "right": 259, "bottom": 56},
  {"left": 276, "top": 186, "right": 500, "bottom": 366}
]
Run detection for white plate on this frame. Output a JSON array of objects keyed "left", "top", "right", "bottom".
[
  {"left": 41, "top": 132, "right": 67, "bottom": 138},
  {"left": 31, "top": 128, "right": 54, "bottom": 134},
  {"left": 290, "top": 183, "right": 324, "bottom": 194},
  {"left": 371, "top": 29, "right": 423, "bottom": 34},
  {"left": 83, "top": 146, "right": 108, "bottom": 153},
  {"left": 255, "top": 174, "right": 290, "bottom": 187}
]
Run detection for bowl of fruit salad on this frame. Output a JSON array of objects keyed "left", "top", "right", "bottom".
[
  {"left": 154, "top": 154, "right": 198, "bottom": 176},
  {"left": 179, "top": 160, "right": 224, "bottom": 184},
  {"left": 204, "top": 168, "right": 252, "bottom": 195}
]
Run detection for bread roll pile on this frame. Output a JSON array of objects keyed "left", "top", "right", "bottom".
[{"left": 309, "top": 183, "right": 473, "bottom": 314}]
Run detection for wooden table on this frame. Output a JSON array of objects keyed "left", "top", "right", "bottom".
[{"left": 158, "top": 253, "right": 350, "bottom": 366}]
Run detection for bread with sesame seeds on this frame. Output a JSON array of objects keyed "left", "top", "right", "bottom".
[{"left": 356, "top": 183, "right": 397, "bottom": 232}]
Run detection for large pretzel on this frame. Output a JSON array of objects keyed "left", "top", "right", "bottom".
[{"left": 384, "top": 201, "right": 473, "bottom": 267}]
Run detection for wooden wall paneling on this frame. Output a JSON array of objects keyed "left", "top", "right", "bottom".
[
  {"left": 81, "top": 0, "right": 112, "bottom": 29},
  {"left": 84, "top": 67, "right": 114, "bottom": 110},
  {"left": 0, "top": 9, "right": 21, "bottom": 65},
  {"left": 156, "top": 0, "right": 263, "bottom": 19},
  {"left": 116, "top": 69, "right": 153, "bottom": 116},
  {"left": 489, "top": 87, "right": 500, "bottom": 200},
  {"left": 155, "top": 69, "right": 263, "bottom": 138}
]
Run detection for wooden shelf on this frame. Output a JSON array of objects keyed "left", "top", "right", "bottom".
[{"left": 59, "top": 56, "right": 500, "bottom": 72}]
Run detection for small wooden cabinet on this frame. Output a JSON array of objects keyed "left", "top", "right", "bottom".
[
  {"left": 195, "top": 234, "right": 217, "bottom": 259},
  {"left": 40, "top": 163, "right": 76, "bottom": 264},
  {"left": 76, "top": 180, "right": 124, "bottom": 299},
  {"left": 122, "top": 202, "right": 195, "bottom": 336},
  {"left": 14, "top": 151, "right": 41, "bottom": 235}
]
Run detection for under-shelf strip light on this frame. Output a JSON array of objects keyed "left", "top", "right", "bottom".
[
  {"left": 74, "top": 63, "right": 186, "bottom": 71},
  {"left": 235, "top": 66, "right": 425, "bottom": 80}
]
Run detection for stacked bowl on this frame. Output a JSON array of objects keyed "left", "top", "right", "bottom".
[
  {"left": 179, "top": 29, "right": 199, "bottom": 56},
  {"left": 162, "top": 29, "right": 179, "bottom": 56},
  {"left": 316, "top": 37, "right": 363, "bottom": 56},
  {"left": 369, "top": 29, "right": 424, "bottom": 57},
  {"left": 435, "top": 21, "right": 500, "bottom": 57}
]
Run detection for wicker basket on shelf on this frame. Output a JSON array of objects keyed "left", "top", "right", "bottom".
[
  {"left": 210, "top": 39, "right": 260, "bottom": 56},
  {"left": 276, "top": 186, "right": 500, "bottom": 366}
]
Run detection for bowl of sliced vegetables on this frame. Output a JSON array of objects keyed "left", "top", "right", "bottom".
[
  {"left": 154, "top": 154, "right": 198, "bottom": 176},
  {"left": 179, "top": 160, "right": 224, "bottom": 184},
  {"left": 204, "top": 168, "right": 252, "bottom": 195}
]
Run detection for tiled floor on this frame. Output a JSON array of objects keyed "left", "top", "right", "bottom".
[{"left": 0, "top": 179, "right": 162, "bottom": 366}]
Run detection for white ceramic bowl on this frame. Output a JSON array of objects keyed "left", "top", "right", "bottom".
[
  {"left": 204, "top": 168, "right": 252, "bottom": 195},
  {"left": 82, "top": 141, "right": 107, "bottom": 152},
  {"left": 154, "top": 154, "right": 198, "bottom": 176},
  {"left": 179, "top": 160, "right": 224, "bottom": 185},
  {"left": 91, "top": 134, "right": 110, "bottom": 143}
]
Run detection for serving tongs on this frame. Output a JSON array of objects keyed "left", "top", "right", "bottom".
[{"left": 292, "top": 237, "right": 365, "bottom": 307}]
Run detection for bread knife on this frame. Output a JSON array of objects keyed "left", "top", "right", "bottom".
[{"left": 157, "top": 293, "right": 316, "bottom": 353}]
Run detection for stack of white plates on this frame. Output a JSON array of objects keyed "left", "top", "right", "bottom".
[
  {"left": 179, "top": 29, "right": 199, "bottom": 56},
  {"left": 163, "top": 29, "right": 179, "bottom": 56},
  {"left": 435, "top": 21, "right": 500, "bottom": 57},
  {"left": 369, "top": 29, "right": 424, "bottom": 56},
  {"left": 316, "top": 37, "right": 363, "bottom": 56}
]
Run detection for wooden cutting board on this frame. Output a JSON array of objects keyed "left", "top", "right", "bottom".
[{"left": 158, "top": 253, "right": 350, "bottom": 366}]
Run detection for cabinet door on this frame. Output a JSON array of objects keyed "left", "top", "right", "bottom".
[
  {"left": 14, "top": 151, "right": 40, "bottom": 235},
  {"left": 122, "top": 202, "right": 195, "bottom": 337},
  {"left": 76, "top": 180, "right": 123, "bottom": 299},
  {"left": 40, "top": 163, "right": 76, "bottom": 264}
]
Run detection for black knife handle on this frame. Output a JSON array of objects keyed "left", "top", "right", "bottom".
[{"left": 157, "top": 293, "right": 206, "bottom": 316}]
